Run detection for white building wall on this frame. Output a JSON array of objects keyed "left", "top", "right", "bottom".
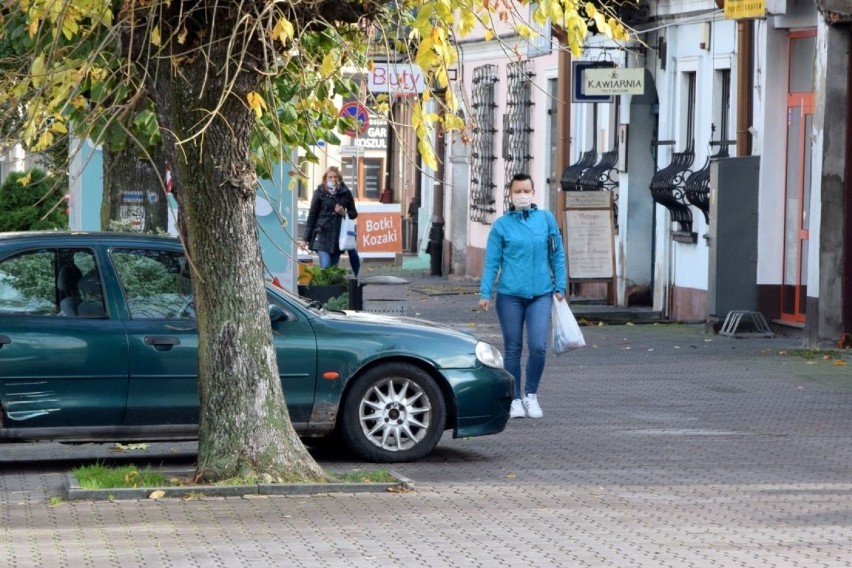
[{"left": 645, "top": 10, "right": 737, "bottom": 313}]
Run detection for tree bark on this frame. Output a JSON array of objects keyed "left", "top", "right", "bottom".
[
  {"left": 140, "top": 7, "right": 327, "bottom": 483},
  {"left": 101, "top": 146, "right": 168, "bottom": 233}
]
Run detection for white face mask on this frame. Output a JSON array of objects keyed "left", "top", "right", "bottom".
[
  {"left": 512, "top": 193, "right": 533, "bottom": 209},
  {"left": 326, "top": 181, "right": 337, "bottom": 192}
]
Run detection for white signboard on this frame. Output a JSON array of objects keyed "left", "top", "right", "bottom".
[
  {"left": 564, "top": 192, "right": 615, "bottom": 280},
  {"left": 584, "top": 68, "right": 645, "bottom": 96},
  {"left": 367, "top": 63, "right": 426, "bottom": 96},
  {"left": 340, "top": 145, "right": 366, "bottom": 157}
]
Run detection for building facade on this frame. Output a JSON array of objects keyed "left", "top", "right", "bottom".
[{"left": 447, "top": 0, "right": 851, "bottom": 347}]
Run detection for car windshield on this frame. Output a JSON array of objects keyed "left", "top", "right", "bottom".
[{"left": 266, "top": 283, "right": 327, "bottom": 313}]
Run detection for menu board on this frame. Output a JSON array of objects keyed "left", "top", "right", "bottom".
[{"left": 564, "top": 192, "right": 615, "bottom": 279}]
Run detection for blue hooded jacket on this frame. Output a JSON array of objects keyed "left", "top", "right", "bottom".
[{"left": 480, "top": 206, "right": 566, "bottom": 300}]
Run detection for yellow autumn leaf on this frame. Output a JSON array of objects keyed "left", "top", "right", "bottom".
[
  {"left": 834, "top": 359, "right": 847, "bottom": 366},
  {"left": 35, "top": 130, "right": 54, "bottom": 151},
  {"left": 321, "top": 52, "right": 336, "bottom": 78},
  {"left": 28, "top": 18, "right": 39, "bottom": 38},
  {"left": 16, "top": 173, "right": 32, "bottom": 186},
  {"left": 50, "top": 119, "right": 68, "bottom": 134},
  {"left": 516, "top": 23, "right": 533, "bottom": 38},
  {"left": 418, "top": 139, "right": 437, "bottom": 171},
  {"left": 178, "top": 27, "right": 188, "bottom": 45},
  {"left": 246, "top": 91, "right": 267, "bottom": 119},
  {"left": 271, "top": 17, "right": 294, "bottom": 45},
  {"left": 151, "top": 26, "right": 161, "bottom": 47},
  {"left": 548, "top": 2, "right": 564, "bottom": 23},
  {"left": 90, "top": 66, "right": 107, "bottom": 82},
  {"left": 148, "top": 490, "right": 166, "bottom": 499},
  {"left": 61, "top": 15, "right": 79, "bottom": 40},
  {"left": 483, "top": 28, "right": 494, "bottom": 41},
  {"left": 459, "top": 12, "right": 477, "bottom": 36},
  {"left": 31, "top": 56, "right": 45, "bottom": 88},
  {"left": 593, "top": 13, "right": 611, "bottom": 36},
  {"left": 585, "top": 2, "right": 598, "bottom": 18}
]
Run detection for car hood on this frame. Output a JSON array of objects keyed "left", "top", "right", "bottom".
[
  {"left": 309, "top": 310, "right": 484, "bottom": 369},
  {"left": 336, "top": 310, "right": 473, "bottom": 338}
]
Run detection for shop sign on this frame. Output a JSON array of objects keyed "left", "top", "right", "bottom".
[
  {"left": 584, "top": 68, "right": 645, "bottom": 96},
  {"left": 723, "top": 0, "right": 766, "bottom": 19},
  {"left": 367, "top": 63, "right": 425, "bottom": 96},
  {"left": 358, "top": 212, "right": 401, "bottom": 254}
]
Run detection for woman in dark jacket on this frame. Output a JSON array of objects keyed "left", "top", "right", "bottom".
[{"left": 299, "top": 166, "right": 358, "bottom": 269}]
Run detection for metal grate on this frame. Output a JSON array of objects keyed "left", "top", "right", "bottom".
[
  {"left": 502, "top": 60, "right": 534, "bottom": 209},
  {"left": 650, "top": 72, "right": 696, "bottom": 235},
  {"left": 469, "top": 65, "right": 499, "bottom": 224}
]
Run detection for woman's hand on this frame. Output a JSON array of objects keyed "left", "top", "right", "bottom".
[
  {"left": 334, "top": 204, "right": 345, "bottom": 215},
  {"left": 554, "top": 292, "right": 565, "bottom": 302},
  {"left": 297, "top": 240, "right": 308, "bottom": 249},
  {"left": 479, "top": 298, "right": 490, "bottom": 311}
]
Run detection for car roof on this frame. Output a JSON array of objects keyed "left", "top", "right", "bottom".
[{"left": 0, "top": 230, "right": 181, "bottom": 247}]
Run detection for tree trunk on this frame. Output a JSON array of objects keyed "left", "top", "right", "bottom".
[
  {"left": 101, "top": 146, "right": 168, "bottom": 233},
  {"left": 143, "top": 16, "right": 326, "bottom": 483}
]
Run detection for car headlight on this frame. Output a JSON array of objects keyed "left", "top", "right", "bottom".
[{"left": 475, "top": 341, "right": 504, "bottom": 369}]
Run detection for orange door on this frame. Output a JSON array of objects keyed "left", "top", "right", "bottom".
[{"left": 780, "top": 30, "right": 815, "bottom": 324}]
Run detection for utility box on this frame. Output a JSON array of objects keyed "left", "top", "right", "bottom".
[{"left": 707, "top": 156, "right": 761, "bottom": 319}]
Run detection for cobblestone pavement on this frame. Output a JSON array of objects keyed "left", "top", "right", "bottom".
[{"left": 3, "top": 269, "right": 852, "bottom": 567}]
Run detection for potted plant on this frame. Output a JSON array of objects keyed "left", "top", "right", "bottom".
[{"left": 297, "top": 265, "right": 349, "bottom": 306}]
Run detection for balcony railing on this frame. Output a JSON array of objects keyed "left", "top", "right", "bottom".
[{"left": 650, "top": 142, "right": 696, "bottom": 240}]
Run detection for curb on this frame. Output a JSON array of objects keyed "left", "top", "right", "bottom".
[{"left": 65, "top": 468, "right": 415, "bottom": 501}]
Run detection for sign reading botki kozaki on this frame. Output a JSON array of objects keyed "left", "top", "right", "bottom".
[{"left": 358, "top": 212, "right": 401, "bottom": 254}]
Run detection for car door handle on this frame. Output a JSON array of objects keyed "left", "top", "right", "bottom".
[
  {"left": 144, "top": 335, "right": 181, "bottom": 351},
  {"left": 0, "top": 335, "right": 10, "bottom": 349}
]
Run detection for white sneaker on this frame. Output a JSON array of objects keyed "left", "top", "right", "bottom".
[
  {"left": 509, "top": 399, "right": 525, "bottom": 418},
  {"left": 523, "top": 394, "right": 543, "bottom": 418}
]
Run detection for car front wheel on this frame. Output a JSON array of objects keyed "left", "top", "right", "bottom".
[{"left": 341, "top": 362, "right": 447, "bottom": 462}]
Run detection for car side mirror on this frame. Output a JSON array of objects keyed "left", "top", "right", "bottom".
[{"left": 269, "top": 305, "right": 288, "bottom": 323}]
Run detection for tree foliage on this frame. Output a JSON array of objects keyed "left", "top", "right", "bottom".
[
  {"left": 0, "top": 0, "right": 630, "bottom": 482},
  {"left": 0, "top": 168, "right": 68, "bottom": 231},
  {"left": 0, "top": 0, "right": 630, "bottom": 172}
]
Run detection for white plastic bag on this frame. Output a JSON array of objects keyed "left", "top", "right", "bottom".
[
  {"left": 551, "top": 295, "right": 585, "bottom": 354},
  {"left": 339, "top": 216, "right": 357, "bottom": 250}
]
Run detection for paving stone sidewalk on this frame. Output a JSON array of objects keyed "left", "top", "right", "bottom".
[{"left": 3, "top": 267, "right": 852, "bottom": 567}]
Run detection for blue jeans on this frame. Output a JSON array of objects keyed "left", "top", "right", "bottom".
[
  {"left": 495, "top": 292, "right": 552, "bottom": 399},
  {"left": 317, "top": 250, "right": 341, "bottom": 268}
]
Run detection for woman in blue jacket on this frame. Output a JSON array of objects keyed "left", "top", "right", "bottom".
[{"left": 479, "top": 173, "right": 566, "bottom": 419}]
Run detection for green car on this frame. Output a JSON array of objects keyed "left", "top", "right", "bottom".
[{"left": 0, "top": 232, "right": 512, "bottom": 462}]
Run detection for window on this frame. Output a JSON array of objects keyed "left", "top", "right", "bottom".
[
  {"left": 340, "top": 157, "right": 385, "bottom": 200},
  {"left": 0, "top": 250, "right": 56, "bottom": 315},
  {"left": 0, "top": 248, "right": 103, "bottom": 317},
  {"left": 112, "top": 249, "right": 193, "bottom": 319}
]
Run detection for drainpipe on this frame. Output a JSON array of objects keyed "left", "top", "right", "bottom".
[
  {"left": 428, "top": 91, "right": 446, "bottom": 276},
  {"left": 549, "top": 27, "right": 572, "bottom": 235},
  {"left": 736, "top": 20, "right": 753, "bottom": 156}
]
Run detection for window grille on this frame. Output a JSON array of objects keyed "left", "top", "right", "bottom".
[
  {"left": 686, "top": 69, "right": 733, "bottom": 225},
  {"left": 502, "top": 60, "right": 534, "bottom": 210},
  {"left": 469, "top": 65, "right": 499, "bottom": 223},
  {"left": 650, "top": 71, "right": 696, "bottom": 238}
]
